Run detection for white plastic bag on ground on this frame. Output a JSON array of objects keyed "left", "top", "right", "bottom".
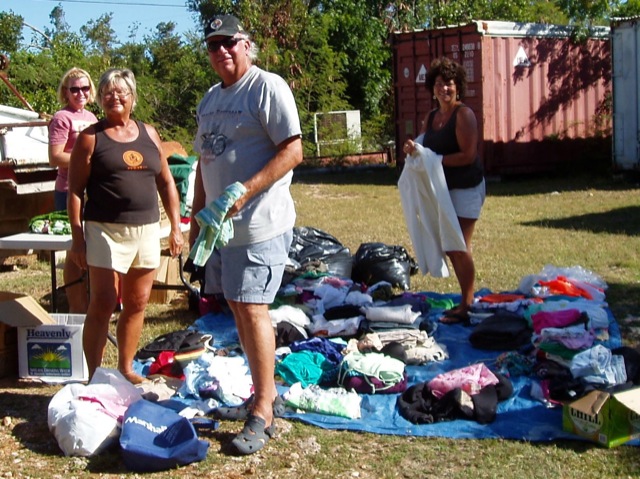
[{"left": 47, "top": 368, "right": 142, "bottom": 456}]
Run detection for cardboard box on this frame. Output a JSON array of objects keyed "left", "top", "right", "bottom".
[
  {"left": 148, "top": 255, "right": 183, "bottom": 304},
  {"left": 17, "top": 313, "right": 88, "bottom": 382},
  {"left": 0, "top": 347, "right": 18, "bottom": 378},
  {"left": 0, "top": 321, "right": 17, "bottom": 349},
  {"left": 0, "top": 292, "right": 56, "bottom": 327},
  {"left": 0, "top": 292, "right": 87, "bottom": 382},
  {"left": 562, "top": 388, "right": 640, "bottom": 447},
  {"left": 158, "top": 193, "right": 171, "bottom": 229},
  {"left": 0, "top": 322, "right": 18, "bottom": 378}
]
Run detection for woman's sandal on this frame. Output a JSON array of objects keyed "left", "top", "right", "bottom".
[
  {"left": 212, "top": 394, "right": 286, "bottom": 421},
  {"left": 439, "top": 310, "right": 470, "bottom": 325},
  {"left": 230, "top": 414, "right": 276, "bottom": 455}
]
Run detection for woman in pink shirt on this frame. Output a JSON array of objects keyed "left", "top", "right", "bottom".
[{"left": 48, "top": 67, "right": 98, "bottom": 313}]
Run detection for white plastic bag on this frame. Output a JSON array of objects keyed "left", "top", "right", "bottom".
[{"left": 47, "top": 368, "right": 142, "bottom": 456}]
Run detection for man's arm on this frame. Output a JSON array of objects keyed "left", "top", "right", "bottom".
[{"left": 226, "top": 135, "right": 303, "bottom": 217}]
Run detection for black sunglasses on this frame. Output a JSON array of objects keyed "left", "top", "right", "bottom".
[
  {"left": 206, "top": 37, "right": 243, "bottom": 53},
  {"left": 68, "top": 86, "right": 91, "bottom": 94}
]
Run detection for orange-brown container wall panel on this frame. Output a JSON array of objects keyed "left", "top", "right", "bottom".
[{"left": 393, "top": 21, "right": 612, "bottom": 175}]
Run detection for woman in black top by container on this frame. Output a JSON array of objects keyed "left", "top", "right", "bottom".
[{"left": 403, "top": 57, "right": 485, "bottom": 323}]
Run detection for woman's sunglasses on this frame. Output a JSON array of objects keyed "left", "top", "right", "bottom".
[{"left": 68, "top": 86, "right": 91, "bottom": 94}]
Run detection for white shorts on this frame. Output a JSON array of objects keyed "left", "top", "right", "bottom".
[
  {"left": 449, "top": 179, "right": 486, "bottom": 220},
  {"left": 85, "top": 221, "right": 161, "bottom": 274}
]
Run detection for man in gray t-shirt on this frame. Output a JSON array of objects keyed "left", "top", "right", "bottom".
[{"left": 190, "top": 14, "right": 303, "bottom": 455}]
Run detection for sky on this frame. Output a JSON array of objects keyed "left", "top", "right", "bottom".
[{"left": 4, "top": 0, "right": 201, "bottom": 44}]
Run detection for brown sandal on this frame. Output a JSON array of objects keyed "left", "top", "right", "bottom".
[{"left": 439, "top": 310, "right": 470, "bottom": 325}]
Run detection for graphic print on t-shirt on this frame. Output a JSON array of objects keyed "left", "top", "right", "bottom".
[
  {"left": 200, "top": 126, "right": 227, "bottom": 164},
  {"left": 122, "top": 150, "right": 144, "bottom": 169},
  {"left": 71, "top": 119, "right": 94, "bottom": 134}
]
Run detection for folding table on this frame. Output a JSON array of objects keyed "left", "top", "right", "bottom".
[{"left": 0, "top": 223, "right": 194, "bottom": 313}]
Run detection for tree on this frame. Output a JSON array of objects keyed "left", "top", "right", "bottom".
[
  {"left": 139, "top": 25, "right": 211, "bottom": 147},
  {"left": 0, "top": 11, "right": 24, "bottom": 54},
  {"left": 426, "top": 0, "right": 569, "bottom": 27},
  {"left": 612, "top": 0, "right": 640, "bottom": 17},
  {"left": 81, "top": 13, "right": 118, "bottom": 60}
]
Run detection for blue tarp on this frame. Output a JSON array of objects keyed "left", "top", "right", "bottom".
[{"left": 142, "top": 291, "right": 635, "bottom": 444}]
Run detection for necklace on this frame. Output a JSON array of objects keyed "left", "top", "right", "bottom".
[{"left": 436, "top": 107, "right": 456, "bottom": 129}]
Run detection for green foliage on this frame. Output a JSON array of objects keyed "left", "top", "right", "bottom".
[
  {"left": 427, "top": 0, "right": 569, "bottom": 27},
  {"left": 80, "top": 13, "right": 118, "bottom": 58},
  {"left": 138, "top": 34, "right": 212, "bottom": 150},
  {"left": 0, "top": 50, "right": 57, "bottom": 113},
  {"left": 612, "top": 0, "right": 640, "bottom": 17},
  {"left": 0, "top": 11, "right": 24, "bottom": 54},
  {"left": 319, "top": 1, "right": 392, "bottom": 118},
  {"left": 528, "top": 0, "right": 569, "bottom": 24},
  {"left": 556, "top": 0, "right": 613, "bottom": 25}
]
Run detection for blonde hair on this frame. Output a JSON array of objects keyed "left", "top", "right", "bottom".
[
  {"left": 96, "top": 68, "right": 138, "bottom": 112},
  {"left": 57, "top": 67, "right": 96, "bottom": 105}
]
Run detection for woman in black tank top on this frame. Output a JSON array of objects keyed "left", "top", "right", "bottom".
[
  {"left": 68, "top": 68, "right": 184, "bottom": 384},
  {"left": 402, "top": 57, "right": 485, "bottom": 324}
]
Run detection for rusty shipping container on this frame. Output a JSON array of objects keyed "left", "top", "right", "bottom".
[{"left": 392, "top": 21, "right": 611, "bottom": 175}]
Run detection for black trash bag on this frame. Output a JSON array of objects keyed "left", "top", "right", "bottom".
[
  {"left": 351, "top": 242, "right": 418, "bottom": 290},
  {"left": 289, "top": 226, "right": 353, "bottom": 278},
  {"left": 323, "top": 248, "right": 353, "bottom": 279}
]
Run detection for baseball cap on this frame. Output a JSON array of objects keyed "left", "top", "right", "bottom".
[{"left": 204, "top": 15, "right": 247, "bottom": 40}]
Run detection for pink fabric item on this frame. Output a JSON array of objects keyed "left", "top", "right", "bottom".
[
  {"left": 427, "top": 363, "right": 499, "bottom": 399},
  {"left": 531, "top": 308, "right": 582, "bottom": 334},
  {"left": 77, "top": 396, "right": 124, "bottom": 420}
]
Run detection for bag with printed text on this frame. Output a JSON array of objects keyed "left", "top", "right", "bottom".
[{"left": 120, "top": 399, "right": 209, "bottom": 472}]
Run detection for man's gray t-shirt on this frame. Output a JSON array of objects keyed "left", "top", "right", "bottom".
[{"left": 194, "top": 65, "right": 302, "bottom": 246}]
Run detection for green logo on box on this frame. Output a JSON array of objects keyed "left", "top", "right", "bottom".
[{"left": 27, "top": 342, "right": 72, "bottom": 377}]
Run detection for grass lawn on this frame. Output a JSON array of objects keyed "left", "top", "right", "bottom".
[{"left": 0, "top": 166, "right": 639, "bottom": 478}]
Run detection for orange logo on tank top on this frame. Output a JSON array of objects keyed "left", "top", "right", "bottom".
[{"left": 122, "top": 150, "right": 144, "bottom": 167}]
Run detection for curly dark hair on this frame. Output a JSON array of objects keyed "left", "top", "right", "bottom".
[{"left": 425, "top": 57, "right": 467, "bottom": 99}]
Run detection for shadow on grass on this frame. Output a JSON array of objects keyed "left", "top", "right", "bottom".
[
  {"left": 293, "top": 165, "right": 640, "bottom": 197},
  {"left": 605, "top": 281, "right": 640, "bottom": 348},
  {"left": 488, "top": 172, "right": 640, "bottom": 197},
  {"left": 1, "top": 388, "right": 166, "bottom": 472},
  {"left": 294, "top": 165, "right": 399, "bottom": 186},
  {"left": 84, "top": 449, "right": 129, "bottom": 474},
  {"left": 520, "top": 205, "right": 640, "bottom": 236},
  {"left": 0, "top": 391, "right": 61, "bottom": 456}
]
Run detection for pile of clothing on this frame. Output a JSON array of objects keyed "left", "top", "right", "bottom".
[{"left": 466, "top": 265, "right": 640, "bottom": 409}]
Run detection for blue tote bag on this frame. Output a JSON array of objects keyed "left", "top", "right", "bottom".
[{"left": 120, "top": 399, "right": 209, "bottom": 471}]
